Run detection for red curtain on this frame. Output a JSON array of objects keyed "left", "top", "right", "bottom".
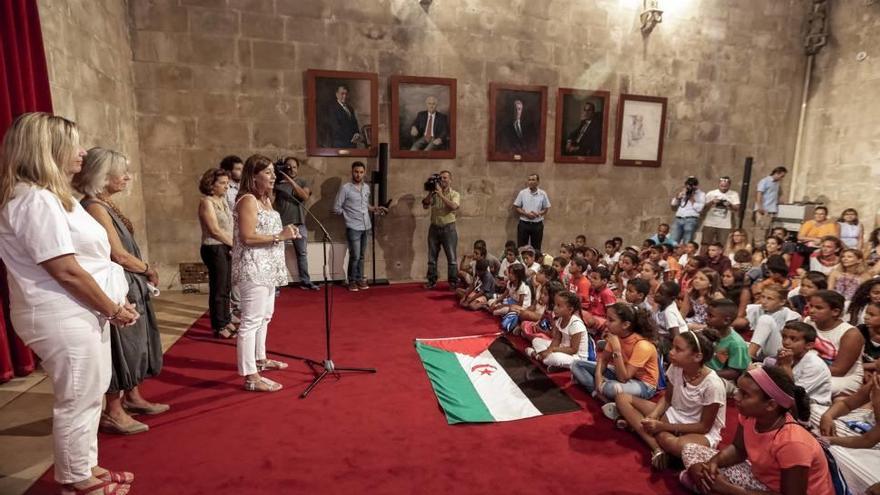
[{"left": 0, "top": 0, "right": 53, "bottom": 382}]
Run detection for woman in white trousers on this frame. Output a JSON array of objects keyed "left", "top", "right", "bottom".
[
  {"left": 232, "top": 154, "right": 298, "bottom": 392},
  {"left": 0, "top": 113, "right": 139, "bottom": 495}
]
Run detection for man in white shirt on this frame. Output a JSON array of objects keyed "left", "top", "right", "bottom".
[
  {"left": 702, "top": 176, "right": 741, "bottom": 248},
  {"left": 669, "top": 176, "right": 706, "bottom": 245},
  {"left": 219, "top": 155, "right": 243, "bottom": 212},
  {"left": 513, "top": 174, "right": 551, "bottom": 252}
]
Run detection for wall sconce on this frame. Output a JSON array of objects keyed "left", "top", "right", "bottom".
[{"left": 640, "top": 0, "right": 663, "bottom": 33}]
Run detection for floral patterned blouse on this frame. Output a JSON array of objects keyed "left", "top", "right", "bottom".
[{"left": 232, "top": 194, "right": 287, "bottom": 287}]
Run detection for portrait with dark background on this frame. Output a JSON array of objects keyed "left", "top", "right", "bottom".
[
  {"left": 488, "top": 83, "right": 547, "bottom": 162},
  {"left": 305, "top": 69, "right": 378, "bottom": 157},
  {"left": 555, "top": 89, "right": 610, "bottom": 164}
]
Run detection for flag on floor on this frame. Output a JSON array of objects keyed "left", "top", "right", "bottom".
[{"left": 415, "top": 333, "right": 580, "bottom": 424}]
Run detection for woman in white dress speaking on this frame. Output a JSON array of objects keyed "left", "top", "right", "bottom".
[{"left": 0, "top": 113, "right": 139, "bottom": 494}]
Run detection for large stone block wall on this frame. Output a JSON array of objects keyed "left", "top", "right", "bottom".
[
  {"left": 795, "top": 0, "right": 880, "bottom": 230},
  {"left": 40, "top": 0, "right": 814, "bottom": 284},
  {"left": 37, "top": 0, "right": 148, "bottom": 257}
]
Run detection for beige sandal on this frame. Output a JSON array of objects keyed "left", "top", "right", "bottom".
[
  {"left": 257, "top": 359, "right": 288, "bottom": 371},
  {"left": 243, "top": 376, "right": 282, "bottom": 392}
]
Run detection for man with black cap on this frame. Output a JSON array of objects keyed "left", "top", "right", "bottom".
[{"left": 670, "top": 176, "right": 706, "bottom": 245}]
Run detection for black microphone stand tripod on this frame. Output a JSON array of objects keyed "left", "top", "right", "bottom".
[{"left": 279, "top": 187, "right": 376, "bottom": 399}]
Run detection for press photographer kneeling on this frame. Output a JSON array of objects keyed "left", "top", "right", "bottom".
[{"left": 421, "top": 170, "right": 460, "bottom": 289}]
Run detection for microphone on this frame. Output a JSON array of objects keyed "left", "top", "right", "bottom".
[{"left": 274, "top": 180, "right": 333, "bottom": 242}]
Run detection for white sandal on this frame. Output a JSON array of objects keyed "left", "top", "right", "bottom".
[
  {"left": 257, "top": 359, "right": 288, "bottom": 371},
  {"left": 243, "top": 376, "right": 283, "bottom": 392}
]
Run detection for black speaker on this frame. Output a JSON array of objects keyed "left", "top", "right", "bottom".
[
  {"left": 738, "top": 156, "right": 753, "bottom": 229},
  {"left": 377, "top": 142, "right": 389, "bottom": 207}
]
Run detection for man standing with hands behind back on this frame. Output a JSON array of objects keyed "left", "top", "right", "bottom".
[
  {"left": 753, "top": 166, "right": 787, "bottom": 246},
  {"left": 513, "top": 174, "right": 551, "bottom": 252},
  {"left": 422, "top": 170, "right": 460, "bottom": 289}
]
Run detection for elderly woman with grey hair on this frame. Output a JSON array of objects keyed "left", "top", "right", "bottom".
[{"left": 72, "top": 147, "right": 168, "bottom": 435}]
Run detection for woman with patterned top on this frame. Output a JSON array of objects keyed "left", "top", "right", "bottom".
[
  {"left": 233, "top": 155, "right": 299, "bottom": 392},
  {"left": 74, "top": 147, "right": 168, "bottom": 436}
]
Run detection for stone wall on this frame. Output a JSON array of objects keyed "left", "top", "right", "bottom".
[
  {"left": 37, "top": 0, "right": 148, "bottom": 256},
  {"left": 795, "top": 0, "right": 880, "bottom": 232},
  {"left": 122, "top": 1, "right": 811, "bottom": 282}
]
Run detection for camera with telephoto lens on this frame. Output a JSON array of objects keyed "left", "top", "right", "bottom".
[
  {"left": 424, "top": 173, "right": 442, "bottom": 192},
  {"left": 273, "top": 158, "right": 292, "bottom": 178}
]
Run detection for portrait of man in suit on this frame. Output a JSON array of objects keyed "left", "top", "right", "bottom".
[
  {"left": 488, "top": 85, "right": 546, "bottom": 162},
  {"left": 325, "top": 85, "right": 362, "bottom": 148},
  {"left": 409, "top": 96, "right": 449, "bottom": 151},
  {"left": 564, "top": 102, "right": 602, "bottom": 156}
]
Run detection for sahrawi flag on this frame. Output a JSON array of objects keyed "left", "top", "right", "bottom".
[{"left": 415, "top": 333, "right": 580, "bottom": 424}]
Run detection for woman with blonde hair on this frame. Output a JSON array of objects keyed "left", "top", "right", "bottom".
[
  {"left": 0, "top": 113, "right": 138, "bottom": 494},
  {"left": 723, "top": 229, "right": 752, "bottom": 260},
  {"left": 73, "top": 147, "right": 168, "bottom": 436},
  {"left": 233, "top": 154, "right": 299, "bottom": 392},
  {"left": 827, "top": 248, "right": 872, "bottom": 300}
]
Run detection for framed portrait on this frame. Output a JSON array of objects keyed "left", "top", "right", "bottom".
[
  {"left": 613, "top": 94, "right": 668, "bottom": 167},
  {"left": 487, "top": 83, "right": 548, "bottom": 162},
  {"left": 390, "top": 75, "right": 456, "bottom": 159},
  {"left": 554, "top": 88, "right": 610, "bottom": 163},
  {"left": 305, "top": 69, "right": 379, "bottom": 158}
]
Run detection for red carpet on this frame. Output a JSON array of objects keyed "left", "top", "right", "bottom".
[{"left": 28, "top": 284, "right": 732, "bottom": 494}]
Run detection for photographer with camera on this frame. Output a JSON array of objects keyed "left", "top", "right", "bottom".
[
  {"left": 272, "top": 156, "right": 319, "bottom": 291},
  {"left": 421, "top": 170, "right": 460, "bottom": 289},
  {"left": 669, "top": 176, "right": 706, "bottom": 245},
  {"left": 701, "top": 176, "right": 741, "bottom": 248}
]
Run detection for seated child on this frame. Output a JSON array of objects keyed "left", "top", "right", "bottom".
[
  {"left": 614, "top": 330, "right": 727, "bottom": 470},
  {"left": 455, "top": 244, "right": 488, "bottom": 299},
  {"left": 682, "top": 366, "right": 835, "bottom": 494},
  {"left": 603, "top": 239, "right": 620, "bottom": 267},
  {"left": 763, "top": 321, "right": 832, "bottom": 406},
  {"left": 526, "top": 291, "right": 594, "bottom": 370},
  {"left": 805, "top": 290, "right": 865, "bottom": 397},
  {"left": 614, "top": 251, "right": 641, "bottom": 295},
  {"left": 571, "top": 302, "right": 659, "bottom": 401},
  {"left": 749, "top": 284, "right": 801, "bottom": 361},
  {"left": 497, "top": 246, "right": 520, "bottom": 284},
  {"left": 518, "top": 278, "right": 564, "bottom": 340},
  {"left": 677, "top": 241, "right": 699, "bottom": 269},
  {"left": 567, "top": 258, "right": 592, "bottom": 307},
  {"left": 663, "top": 244, "right": 682, "bottom": 281},
  {"left": 847, "top": 278, "right": 880, "bottom": 326},
  {"left": 489, "top": 263, "right": 532, "bottom": 317},
  {"left": 819, "top": 373, "right": 880, "bottom": 449},
  {"left": 459, "top": 258, "right": 496, "bottom": 311},
  {"left": 704, "top": 298, "right": 750, "bottom": 396},
  {"left": 552, "top": 256, "right": 570, "bottom": 286},
  {"left": 654, "top": 281, "right": 688, "bottom": 357},
  {"left": 520, "top": 245, "right": 542, "bottom": 279},
  {"left": 625, "top": 277, "right": 653, "bottom": 313},
  {"left": 788, "top": 270, "right": 827, "bottom": 317},
  {"left": 584, "top": 266, "right": 616, "bottom": 329},
  {"left": 858, "top": 300, "right": 880, "bottom": 374},
  {"left": 681, "top": 268, "right": 725, "bottom": 332},
  {"left": 575, "top": 234, "right": 587, "bottom": 248}
]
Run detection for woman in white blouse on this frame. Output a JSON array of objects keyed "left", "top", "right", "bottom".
[
  {"left": 233, "top": 155, "right": 298, "bottom": 392},
  {"left": 0, "top": 113, "right": 139, "bottom": 494}
]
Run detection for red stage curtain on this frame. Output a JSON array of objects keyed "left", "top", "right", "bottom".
[{"left": 0, "top": 0, "right": 54, "bottom": 382}]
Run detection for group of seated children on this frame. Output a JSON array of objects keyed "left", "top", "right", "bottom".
[{"left": 451, "top": 233, "right": 880, "bottom": 493}]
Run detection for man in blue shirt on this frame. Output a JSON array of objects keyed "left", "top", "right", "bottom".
[
  {"left": 513, "top": 174, "right": 551, "bottom": 252},
  {"left": 332, "top": 162, "right": 387, "bottom": 291},
  {"left": 752, "top": 166, "right": 787, "bottom": 246},
  {"left": 669, "top": 176, "right": 706, "bottom": 245}
]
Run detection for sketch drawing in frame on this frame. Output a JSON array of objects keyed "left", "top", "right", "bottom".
[
  {"left": 305, "top": 69, "right": 379, "bottom": 158},
  {"left": 613, "top": 94, "right": 668, "bottom": 167},
  {"left": 390, "top": 75, "right": 457, "bottom": 159}
]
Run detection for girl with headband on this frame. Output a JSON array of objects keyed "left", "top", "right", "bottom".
[
  {"left": 615, "top": 330, "right": 727, "bottom": 470},
  {"left": 681, "top": 365, "right": 835, "bottom": 494}
]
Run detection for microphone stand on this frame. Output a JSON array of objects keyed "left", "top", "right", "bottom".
[{"left": 277, "top": 181, "right": 376, "bottom": 399}]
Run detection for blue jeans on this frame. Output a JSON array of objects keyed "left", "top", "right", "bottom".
[
  {"left": 426, "top": 223, "right": 458, "bottom": 285},
  {"left": 671, "top": 216, "right": 700, "bottom": 245},
  {"left": 290, "top": 224, "right": 311, "bottom": 285},
  {"left": 571, "top": 360, "right": 656, "bottom": 399},
  {"left": 345, "top": 228, "right": 368, "bottom": 284}
]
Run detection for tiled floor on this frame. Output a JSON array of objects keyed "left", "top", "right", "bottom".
[{"left": 0, "top": 291, "right": 208, "bottom": 495}]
